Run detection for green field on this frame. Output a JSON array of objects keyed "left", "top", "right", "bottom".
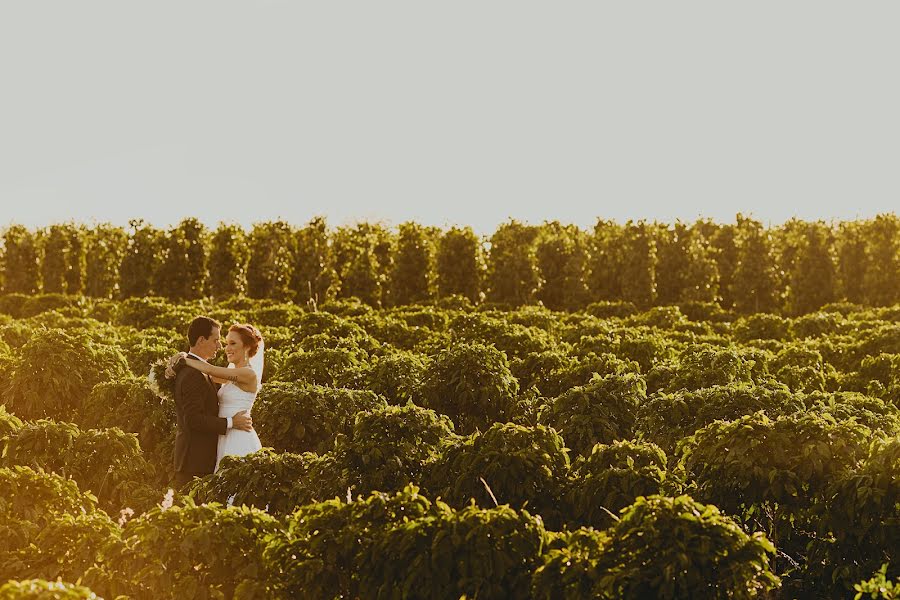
[{"left": 0, "top": 216, "right": 898, "bottom": 598}]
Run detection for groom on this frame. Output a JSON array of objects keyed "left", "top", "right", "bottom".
[{"left": 173, "top": 316, "right": 253, "bottom": 489}]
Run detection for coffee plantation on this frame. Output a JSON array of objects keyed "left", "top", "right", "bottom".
[{"left": 0, "top": 252, "right": 898, "bottom": 597}]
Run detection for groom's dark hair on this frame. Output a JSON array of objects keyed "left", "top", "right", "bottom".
[{"left": 188, "top": 316, "right": 221, "bottom": 346}]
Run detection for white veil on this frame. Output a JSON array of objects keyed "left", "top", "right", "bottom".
[{"left": 250, "top": 337, "right": 265, "bottom": 385}]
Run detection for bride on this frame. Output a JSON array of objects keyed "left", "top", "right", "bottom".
[{"left": 176, "top": 323, "right": 264, "bottom": 471}]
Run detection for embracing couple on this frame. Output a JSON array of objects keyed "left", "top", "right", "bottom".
[{"left": 168, "top": 316, "right": 264, "bottom": 489}]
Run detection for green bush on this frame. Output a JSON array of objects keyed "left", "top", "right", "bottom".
[
  {"left": 189, "top": 448, "right": 329, "bottom": 515},
  {"left": 449, "top": 313, "right": 557, "bottom": 359},
  {"left": 635, "top": 382, "right": 801, "bottom": 455},
  {"left": 101, "top": 499, "right": 281, "bottom": 600},
  {"left": 564, "top": 495, "right": 779, "bottom": 599},
  {"left": 627, "top": 305, "right": 689, "bottom": 329},
  {"left": 420, "top": 342, "right": 519, "bottom": 434},
  {"left": 733, "top": 313, "right": 791, "bottom": 342},
  {"left": 771, "top": 343, "right": 835, "bottom": 392},
  {"left": 0, "top": 580, "right": 102, "bottom": 600},
  {"left": 649, "top": 343, "right": 766, "bottom": 393},
  {"left": 538, "top": 373, "right": 646, "bottom": 457},
  {"left": 680, "top": 412, "right": 871, "bottom": 518},
  {"left": 801, "top": 391, "right": 900, "bottom": 437},
  {"left": 334, "top": 403, "right": 457, "bottom": 496},
  {"left": 1, "top": 511, "right": 120, "bottom": 588},
  {"left": 0, "top": 466, "right": 100, "bottom": 574},
  {"left": 357, "top": 350, "right": 428, "bottom": 404},
  {"left": 791, "top": 311, "right": 844, "bottom": 339},
  {"left": 585, "top": 301, "right": 637, "bottom": 319},
  {"left": 5, "top": 328, "right": 129, "bottom": 421},
  {"left": 531, "top": 528, "right": 610, "bottom": 600},
  {"left": 1, "top": 421, "right": 156, "bottom": 512},
  {"left": 425, "top": 423, "right": 569, "bottom": 527},
  {"left": 818, "top": 437, "right": 900, "bottom": 593},
  {"left": 264, "top": 486, "right": 442, "bottom": 600},
  {"left": 82, "top": 376, "right": 176, "bottom": 473},
  {"left": 565, "top": 440, "right": 668, "bottom": 529},
  {"left": 20, "top": 294, "right": 84, "bottom": 319},
  {"left": 615, "top": 328, "right": 679, "bottom": 372},
  {"left": 271, "top": 347, "right": 369, "bottom": 387},
  {"left": 118, "top": 326, "right": 183, "bottom": 376},
  {"left": 113, "top": 296, "right": 173, "bottom": 329},
  {"left": 361, "top": 502, "right": 550, "bottom": 600},
  {"left": 253, "top": 382, "right": 386, "bottom": 454}
]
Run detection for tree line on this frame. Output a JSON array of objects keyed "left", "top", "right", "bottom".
[{"left": 1, "top": 214, "right": 898, "bottom": 314}]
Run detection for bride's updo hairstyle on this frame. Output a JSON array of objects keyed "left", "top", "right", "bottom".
[{"left": 229, "top": 324, "right": 263, "bottom": 357}]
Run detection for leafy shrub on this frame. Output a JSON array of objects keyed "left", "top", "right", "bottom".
[
  {"left": 531, "top": 528, "right": 610, "bottom": 600},
  {"left": 0, "top": 294, "right": 33, "bottom": 319},
  {"left": 118, "top": 326, "right": 183, "bottom": 376},
  {"left": 509, "top": 350, "right": 575, "bottom": 395},
  {"left": 680, "top": 412, "right": 871, "bottom": 518},
  {"left": 538, "top": 373, "right": 646, "bottom": 457},
  {"left": 334, "top": 403, "right": 457, "bottom": 496},
  {"left": 627, "top": 305, "right": 689, "bottom": 329},
  {"left": 253, "top": 382, "right": 386, "bottom": 454},
  {"left": 357, "top": 350, "right": 428, "bottom": 404},
  {"left": 801, "top": 391, "right": 900, "bottom": 437},
  {"left": 649, "top": 343, "right": 764, "bottom": 393},
  {"left": 113, "top": 296, "right": 173, "bottom": 329},
  {"left": 565, "top": 440, "right": 668, "bottom": 529},
  {"left": 563, "top": 495, "right": 779, "bottom": 599},
  {"left": 818, "top": 437, "right": 900, "bottom": 593},
  {"left": 585, "top": 301, "right": 637, "bottom": 319},
  {"left": 771, "top": 343, "right": 835, "bottom": 392},
  {"left": 449, "top": 312, "right": 557, "bottom": 359},
  {"left": 635, "top": 382, "right": 801, "bottom": 455},
  {"left": 733, "top": 313, "right": 791, "bottom": 342},
  {"left": 848, "top": 352, "right": 900, "bottom": 399},
  {"left": 1, "top": 511, "right": 120, "bottom": 587},
  {"left": 0, "top": 579, "right": 102, "bottom": 600},
  {"left": 353, "top": 313, "right": 434, "bottom": 350},
  {"left": 82, "top": 376, "right": 176, "bottom": 472},
  {"left": 0, "top": 466, "right": 99, "bottom": 572},
  {"left": 5, "top": 328, "right": 129, "bottom": 421},
  {"left": 1, "top": 421, "right": 155, "bottom": 512},
  {"left": 615, "top": 328, "right": 679, "bottom": 372},
  {"left": 271, "top": 347, "right": 369, "bottom": 387},
  {"left": 265, "top": 486, "right": 441, "bottom": 600},
  {"left": 291, "top": 309, "right": 370, "bottom": 339},
  {"left": 791, "top": 311, "right": 844, "bottom": 339},
  {"left": 425, "top": 423, "right": 569, "bottom": 526},
  {"left": 189, "top": 448, "right": 329, "bottom": 515},
  {"left": 246, "top": 302, "right": 306, "bottom": 327},
  {"left": 420, "top": 342, "right": 519, "bottom": 434},
  {"left": 20, "top": 294, "right": 84, "bottom": 319},
  {"left": 678, "top": 300, "right": 734, "bottom": 323},
  {"left": 101, "top": 499, "right": 281, "bottom": 599},
  {"left": 392, "top": 307, "right": 450, "bottom": 330},
  {"left": 362, "top": 502, "right": 550, "bottom": 600}
]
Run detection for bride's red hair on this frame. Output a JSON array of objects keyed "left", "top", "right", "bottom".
[{"left": 229, "top": 324, "right": 263, "bottom": 357}]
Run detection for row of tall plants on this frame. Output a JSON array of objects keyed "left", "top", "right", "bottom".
[{"left": 2, "top": 214, "right": 899, "bottom": 313}]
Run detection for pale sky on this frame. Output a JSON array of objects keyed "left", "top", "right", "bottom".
[{"left": 1, "top": 1, "right": 897, "bottom": 235}]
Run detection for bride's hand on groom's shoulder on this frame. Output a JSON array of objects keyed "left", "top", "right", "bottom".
[{"left": 164, "top": 352, "right": 188, "bottom": 379}]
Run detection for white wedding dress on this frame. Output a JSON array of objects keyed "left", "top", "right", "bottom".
[{"left": 215, "top": 379, "right": 262, "bottom": 472}]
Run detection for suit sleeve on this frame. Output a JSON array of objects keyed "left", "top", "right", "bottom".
[{"left": 178, "top": 370, "right": 227, "bottom": 435}]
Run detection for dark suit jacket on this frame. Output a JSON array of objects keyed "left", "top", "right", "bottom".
[{"left": 173, "top": 359, "right": 226, "bottom": 475}]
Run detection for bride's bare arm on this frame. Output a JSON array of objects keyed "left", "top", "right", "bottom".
[{"left": 183, "top": 357, "right": 257, "bottom": 388}]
